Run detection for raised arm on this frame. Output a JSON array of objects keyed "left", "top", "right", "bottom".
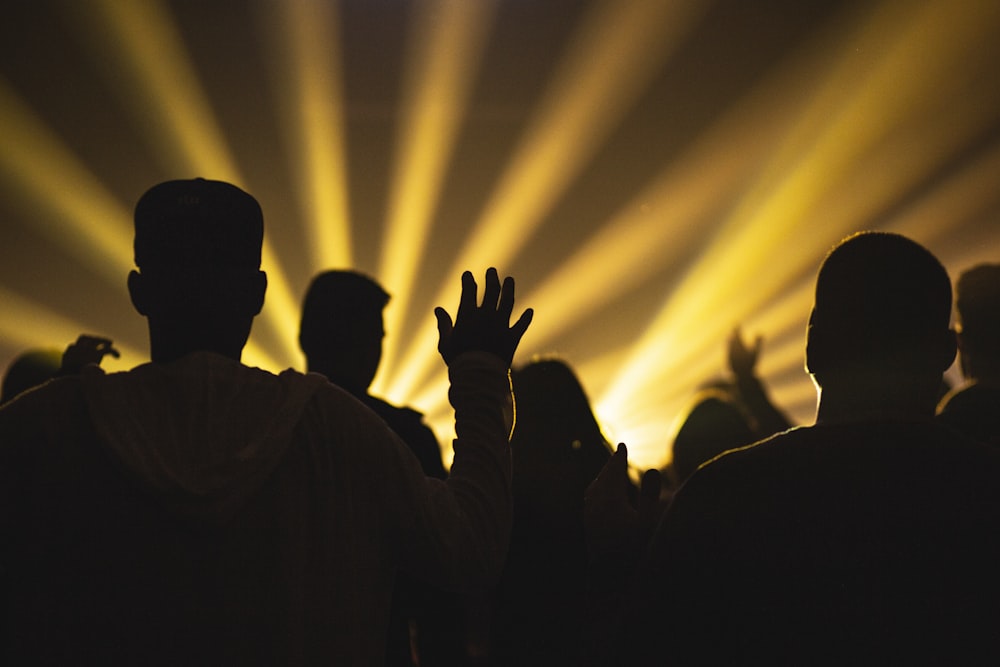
[
  {"left": 386, "top": 268, "right": 532, "bottom": 589},
  {"left": 727, "top": 326, "right": 792, "bottom": 437}
]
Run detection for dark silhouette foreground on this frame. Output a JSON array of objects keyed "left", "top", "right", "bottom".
[
  {"left": 0, "top": 178, "right": 532, "bottom": 665},
  {"left": 601, "top": 232, "right": 1000, "bottom": 665}
]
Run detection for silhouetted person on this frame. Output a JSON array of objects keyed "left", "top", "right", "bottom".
[
  {"left": 726, "top": 326, "right": 793, "bottom": 437},
  {"left": 0, "top": 178, "right": 532, "bottom": 665},
  {"left": 0, "top": 349, "right": 61, "bottom": 405},
  {"left": 299, "top": 270, "right": 447, "bottom": 478},
  {"left": 602, "top": 232, "right": 1000, "bottom": 665},
  {"left": 665, "top": 387, "right": 757, "bottom": 489},
  {"left": 1, "top": 336, "right": 119, "bottom": 405},
  {"left": 937, "top": 263, "right": 1000, "bottom": 445},
  {"left": 489, "top": 358, "right": 613, "bottom": 667},
  {"left": 299, "top": 270, "right": 461, "bottom": 665}
]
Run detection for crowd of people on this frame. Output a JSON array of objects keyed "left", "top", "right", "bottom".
[{"left": 1, "top": 177, "right": 997, "bottom": 665}]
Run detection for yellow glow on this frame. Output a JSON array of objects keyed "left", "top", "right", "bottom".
[
  {"left": 0, "top": 287, "right": 145, "bottom": 373},
  {"left": 68, "top": 0, "right": 303, "bottom": 370},
  {"left": 373, "top": 0, "right": 497, "bottom": 395},
  {"left": 386, "top": 0, "right": 709, "bottom": 403},
  {"left": 72, "top": 0, "right": 240, "bottom": 180},
  {"left": 886, "top": 141, "right": 1000, "bottom": 255},
  {"left": 0, "top": 80, "right": 134, "bottom": 285},
  {"left": 3, "top": 0, "right": 999, "bottom": 477},
  {"left": 595, "top": 0, "right": 1000, "bottom": 468},
  {"left": 259, "top": 0, "right": 353, "bottom": 271}
]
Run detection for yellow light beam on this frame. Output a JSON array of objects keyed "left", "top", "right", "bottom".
[
  {"left": 0, "top": 286, "right": 146, "bottom": 373},
  {"left": 395, "top": 0, "right": 856, "bottom": 413},
  {"left": 69, "top": 0, "right": 302, "bottom": 370},
  {"left": 373, "top": 0, "right": 498, "bottom": 394},
  {"left": 0, "top": 283, "right": 283, "bottom": 375},
  {"left": 598, "top": 0, "right": 1000, "bottom": 451},
  {"left": 0, "top": 78, "right": 134, "bottom": 286},
  {"left": 885, "top": 139, "right": 1000, "bottom": 255},
  {"left": 387, "top": 0, "right": 710, "bottom": 402},
  {"left": 258, "top": 0, "right": 353, "bottom": 271}
]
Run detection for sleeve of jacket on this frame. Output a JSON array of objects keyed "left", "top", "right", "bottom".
[{"left": 345, "top": 351, "right": 513, "bottom": 592}]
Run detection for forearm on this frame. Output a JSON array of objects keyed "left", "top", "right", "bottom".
[
  {"left": 443, "top": 351, "right": 514, "bottom": 582},
  {"left": 391, "top": 352, "right": 513, "bottom": 591}
]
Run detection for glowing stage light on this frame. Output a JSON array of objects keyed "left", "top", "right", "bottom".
[
  {"left": 596, "top": 0, "right": 1000, "bottom": 469},
  {"left": 373, "top": 0, "right": 497, "bottom": 395},
  {"left": 0, "top": 79, "right": 133, "bottom": 286},
  {"left": 384, "top": 0, "right": 709, "bottom": 405},
  {"left": 257, "top": 0, "right": 353, "bottom": 272},
  {"left": 69, "top": 0, "right": 304, "bottom": 370}
]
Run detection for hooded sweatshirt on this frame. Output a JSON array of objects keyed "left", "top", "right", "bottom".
[{"left": 0, "top": 350, "right": 512, "bottom": 666}]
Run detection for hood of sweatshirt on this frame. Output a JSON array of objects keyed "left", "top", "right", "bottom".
[{"left": 81, "top": 351, "right": 329, "bottom": 525}]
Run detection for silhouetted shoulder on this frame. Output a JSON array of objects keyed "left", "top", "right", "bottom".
[
  {"left": 938, "top": 382, "right": 1000, "bottom": 446},
  {"left": 641, "top": 419, "right": 1000, "bottom": 665}
]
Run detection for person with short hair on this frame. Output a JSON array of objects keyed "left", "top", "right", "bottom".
[
  {"left": 0, "top": 178, "right": 532, "bottom": 666},
  {"left": 937, "top": 262, "right": 1000, "bottom": 445},
  {"left": 610, "top": 232, "right": 1000, "bottom": 665}
]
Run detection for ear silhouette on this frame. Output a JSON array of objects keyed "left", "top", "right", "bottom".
[
  {"left": 248, "top": 270, "right": 267, "bottom": 316},
  {"left": 127, "top": 270, "right": 148, "bottom": 316}
]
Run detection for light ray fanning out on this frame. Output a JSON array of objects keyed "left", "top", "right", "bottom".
[
  {"left": 71, "top": 0, "right": 303, "bottom": 369},
  {"left": 0, "top": 287, "right": 145, "bottom": 373},
  {"left": 387, "top": 0, "right": 709, "bottom": 403},
  {"left": 597, "top": 0, "right": 1000, "bottom": 468},
  {"left": 0, "top": 79, "right": 134, "bottom": 286},
  {"left": 373, "top": 0, "right": 497, "bottom": 394},
  {"left": 259, "top": 0, "right": 353, "bottom": 271}
]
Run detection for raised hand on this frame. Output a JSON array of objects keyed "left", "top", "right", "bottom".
[
  {"left": 59, "top": 334, "right": 120, "bottom": 375},
  {"left": 434, "top": 268, "right": 533, "bottom": 366},
  {"left": 727, "top": 326, "right": 762, "bottom": 380},
  {"left": 584, "top": 443, "right": 663, "bottom": 565}
]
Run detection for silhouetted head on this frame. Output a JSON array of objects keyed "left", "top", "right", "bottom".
[
  {"left": 954, "top": 263, "right": 1000, "bottom": 383},
  {"left": 670, "top": 389, "right": 757, "bottom": 484},
  {"left": 298, "top": 270, "right": 389, "bottom": 395},
  {"left": 510, "top": 357, "right": 613, "bottom": 517},
  {"left": 512, "top": 359, "right": 597, "bottom": 433},
  {"left": 510, "top": 358, "right": 612, "bottom": 457},
  {"left": 127, "top": 178, "right": 267, "bottom": 363},
  {"left": 1, "top": 348, "right": 62, "bottom": 405},
  {"left": 806, "top": 232, "right": 955, "bottom": 417}
]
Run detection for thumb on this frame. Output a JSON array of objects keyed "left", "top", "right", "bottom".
[
  {"left": 434, "top": 307, "right": 454, "bottom": 359},
  {"left": 587, "top": 443, "right": 629, "bottom": 501}
]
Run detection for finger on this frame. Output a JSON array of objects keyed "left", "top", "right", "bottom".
[
  {"left": 104, "top": 345, "right": 121, "bottom": 359},
  {"left": 433, "top": 307, "right": 454, "bottom": 352},
  {"left": 482, "top": 267, "right": 501, "bottom": 310},
  {"left": 457, "top": 271, "right": 477, "bottom": 316},
  {"left": 588, "top": 442, "right": 628, "bottom": 499},
  {"left": 434, "top": 306, "right": 454, "bottom": 336},
  {"left": 72, "top": 336, "right": 99, "bottom": 352},
  {"left": 509, "top": 308, "right": 533, "bottom": 349},
  {"left": 498, "top": 275, "right": 516, "bottom": 322},
  {"left": 753, "top": 335, "right": 763, "bottom": 357}
]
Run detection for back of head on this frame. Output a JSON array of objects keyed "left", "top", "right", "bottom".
[
  {"left": 134, "top": 178, "right": 263, "bottom": 272},
  {"left": 1, "top": 348, "right": 63, "bottom": 404},
  {"left": 955, "top": 263, "right": 1000, "bottom": 380},
  {"left": 130, "top": 178, "right": 266, "bottom": 361},
  {"left": 806, "top": 232, "right": 954, "bottom": 384},
  {"left": 298, "top": 270, "right": 389, "bottom": 393},
  {"left": 671, "top": 389, "right": 757, "bottom": 484},
  {"left": 511, "top": 358, "right": 600, "bottom": 436}
]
